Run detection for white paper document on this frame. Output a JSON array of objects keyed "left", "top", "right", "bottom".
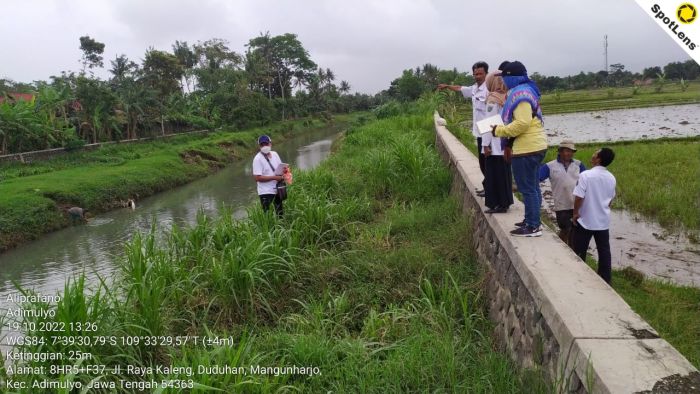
[
  {"left": 275, "top": 163, "right": 289, "bottom": 175},
  {"left": 476, "top": 115, "right": 504, "bottom": 135}
]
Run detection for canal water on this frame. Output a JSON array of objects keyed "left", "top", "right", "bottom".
[{"left": 0, "top": 127, "right": 338, "bottom": 318}]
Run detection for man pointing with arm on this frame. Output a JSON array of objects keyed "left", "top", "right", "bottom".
[{"left": 438, "top": 61, "right": 490, "bottom": 195}]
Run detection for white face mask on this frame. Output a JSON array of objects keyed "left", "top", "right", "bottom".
[{"left": 260, "top": 146, "right": 271, "bottom": 154}]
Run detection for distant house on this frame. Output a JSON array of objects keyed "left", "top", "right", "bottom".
[
  {"left": 0, "top": 92, "right": 35, "bottom": 104},
  {"left": 633, "top": 79, "right": 653, "bottom": 86},
  {"left": 0, "top": 92, "right": 82, "bottom": 111}
]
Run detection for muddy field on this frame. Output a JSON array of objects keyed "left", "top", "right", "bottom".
[{"left": 544, "top": 103, "right": 700, "bottom": 144}]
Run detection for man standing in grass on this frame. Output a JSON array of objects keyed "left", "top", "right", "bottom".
[
  {"left": 539, "top": 140, "right": 586, "bottom": 245},
  {"left": 252, "top": 135, "right": 285, "bottom": 217},
  {"left": 572, "top": 147, "right": 616, "bottom": 284},
  {"left": 438, "top": 61, "right": 489, "bottom": 196}
]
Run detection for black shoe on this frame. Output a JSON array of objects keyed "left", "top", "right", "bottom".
[
  {"left": 514, "top": 220, "right": 526, "bottom": 227},
  {"left": 510, "top": 226, "right": 542, "bottom": 237},
  {"left": 485, "top": 206, "right": 508, "bottom": 214}
]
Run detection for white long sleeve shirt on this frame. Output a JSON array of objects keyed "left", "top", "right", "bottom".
[{"left": 460, "top": 82, "right": 489, "bottom": 139}]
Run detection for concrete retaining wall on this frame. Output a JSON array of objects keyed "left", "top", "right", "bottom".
[{"left": 433, "top": 113, "right": 699, "bottom": 393}]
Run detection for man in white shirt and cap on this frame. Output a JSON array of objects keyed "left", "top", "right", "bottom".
[
  {"left": 438, "top": 61, "right": 489, "bottom": 195},
  {"left": 572, "top": 147, "right": 616, "bottom": 284},
  {"left": 252, "top": 135, "right": 285, "bottom": 217}
]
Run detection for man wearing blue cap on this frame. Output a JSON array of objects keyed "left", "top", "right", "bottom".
[{"left": 252, "top": 135, "right": 285, "bottom": 216}]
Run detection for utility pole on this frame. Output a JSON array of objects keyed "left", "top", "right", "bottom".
[{"left": 603, "top": 35, "right": 608, "bottom": 74}]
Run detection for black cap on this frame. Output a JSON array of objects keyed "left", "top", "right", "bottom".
[
  {"left": 502, "top": 61, "right": 527, "bottom": 77},
  {"left": 498, "top": 61, "right": 510, "bottom": 71}
]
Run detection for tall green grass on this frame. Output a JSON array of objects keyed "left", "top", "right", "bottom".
[{"left": 8, "top": 105, "right": 547, "bottom": 392}]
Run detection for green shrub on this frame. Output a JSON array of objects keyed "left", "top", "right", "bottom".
[
  {"left": 373, "top": 100, "right": 404, "bottom": 119},
  {"left": 63, "top": 137, "right": 86, "bottom": 152}
]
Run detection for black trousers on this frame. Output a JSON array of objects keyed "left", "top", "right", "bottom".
[
  {"left": 260, "top": 194, "right": 284, "bottom": 217},
  {"left": 555, "top": 209, "right": 574, "bottom": 245},
  {"left": 572, "top": 222, "right": 611, "bottom": 284},
  {"left": 476, "top": 137, "right": 486, "bottom": 188},
  {"left": 484, "top": 155, "right": 513, "bottom": 209}
]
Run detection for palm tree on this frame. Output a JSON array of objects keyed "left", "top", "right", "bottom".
[
  {"left": 116, "top": 80, "right": 154, "bottom": 140},
  {"left": 339, "top": 80, "right": 351, "bottom": 95}
]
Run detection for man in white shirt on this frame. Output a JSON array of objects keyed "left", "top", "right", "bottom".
[
  {"left": 572, "top": 147, "right": 616, "bottom": 284},
  {"left": 438, "top": 61, "right": 489, "bottom": 195},
  {"left": 252, "top": 135, "right": 285, "bottom": 216}
]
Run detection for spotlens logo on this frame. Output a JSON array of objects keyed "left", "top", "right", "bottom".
[{"left": 651, "top": 3, "right": 697, "bottom": 49}]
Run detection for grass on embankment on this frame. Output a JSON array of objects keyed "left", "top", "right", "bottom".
[
  {"left": 580, "top": 260, "right": 700, "bottom": 369},
  {"left": 0, "top": 116, "right": 352, "bottom": 252},
  {"left": 3, "top": 108, "right": 550, "bottom": 392}
]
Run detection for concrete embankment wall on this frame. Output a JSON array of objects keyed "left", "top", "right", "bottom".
[{"left": 433, "top": 113, "right": 699, "bottom": 393}]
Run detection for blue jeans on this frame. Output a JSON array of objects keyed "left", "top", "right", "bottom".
[{"left": 512, "top": 152, "right": 545, "bottom": 228}]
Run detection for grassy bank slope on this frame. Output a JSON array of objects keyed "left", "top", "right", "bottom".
[
  {"left": 3, "top": 108, "right": 548, "bottom": 392},
  {"left": 0, "top": 118, "right": 346, "bottom": 252}
]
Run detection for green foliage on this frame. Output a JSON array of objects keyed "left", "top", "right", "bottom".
[
  {"left": 654, "top": 72, "right": 667, "bottom": 93},
  {"left": 79, "top": 35, "right": 105, "bottom": 71},
  {"left": 63, "top": 136, "right": 85, "bottom": 151},
  {"left": 373, "top": 100, "right": 404, "bottom": 119},
  {"left": 10, "top": 109, "right": 548, "bottom": 392},
  {"left": 3, "top": 34, "right": 378, "bottom": 155},
  {"left": 554, "top": 88, "right": 563, "bottom": 101}
]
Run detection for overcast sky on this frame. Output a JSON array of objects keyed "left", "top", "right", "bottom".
[{"left": 0, "top": 0, "right": 693, "bottom": 94}]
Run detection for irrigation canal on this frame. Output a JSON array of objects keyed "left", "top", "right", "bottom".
[{"left": 0, "top": 126, "right": 339, "bottom": 323}]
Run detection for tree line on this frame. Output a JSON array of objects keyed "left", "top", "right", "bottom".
[
  {"left": 0, "top": 33, "right": 378, "bottom": 155},
  {"left": 530, "top": 60, "right": 700, "bottom": 92},
  {"left": 383, "top": 59, "right": 700, "bottom": 102},
  {"left": 2, "top": 35, "right": 698, "bottom": 155}
]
